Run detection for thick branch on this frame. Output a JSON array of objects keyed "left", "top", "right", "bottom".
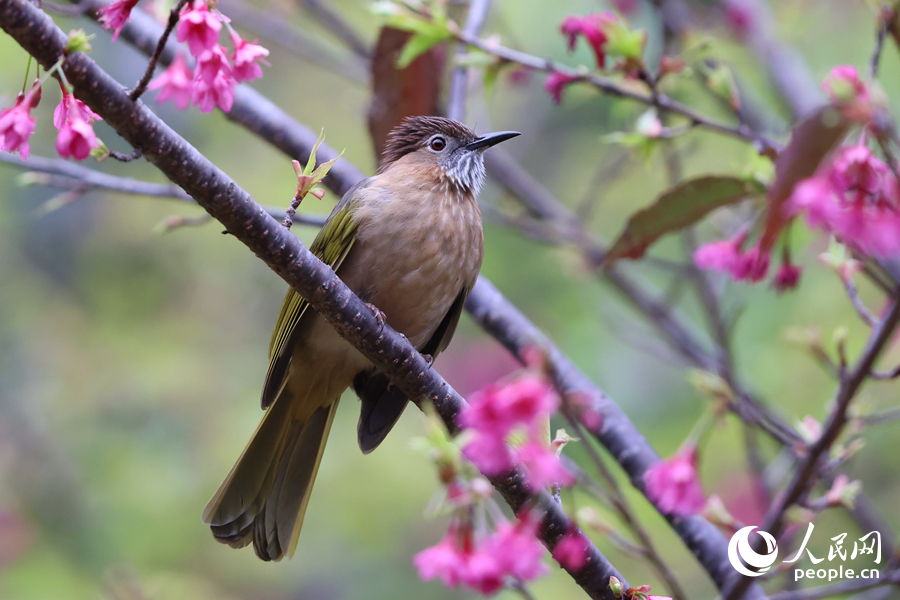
[{"left": 0, "top": 1, "right": 625, "bottom": 596}]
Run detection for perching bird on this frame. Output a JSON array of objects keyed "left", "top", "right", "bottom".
[{"left": 201, "top": 116, "right": 520, "bottom": 561}]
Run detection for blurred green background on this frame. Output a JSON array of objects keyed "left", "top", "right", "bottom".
[{"left": 2, "top": 0, "right": 900, "bottom": 598}]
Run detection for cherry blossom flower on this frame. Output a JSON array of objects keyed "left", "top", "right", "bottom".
[
  {"left": 414, "top": 527, "right": 472, "bottom": 588},
  {"left": 53, "top": 90, "right": 102, "bottom": 130},
  {"left": 694, "top": 233, "right": 770, "bottom": 282},
  {"left": 176, "top": 0, "right": 222, "bottom": 57},
  {"left": 56, "top": 117, "right": 99, "bottom": 160},
  {"left": 822, "top": 65, "right": 869, "bottom": 105},
  {"left": 192, "top": 69, "right": 236, "bottom": 112},
  {"left": 148, "top": 52, "right": 193, "bottom": 109},
  {"left": 787, "top": 145, "right": 900, "bottom": 258},
  {"left": 462, "top": 432, "right": 514, "bottom": 476},
  {"left": 544, "top": 71, "right": 579, "bottom": 104},
  {"left": 559, "top": 13, "right": 616, "bottom": 68},
  {"left": 98, "top": 0, "right": 140, "bottom": 41},
  {"left": 644, "top": 445, "right": 706, "bottom": 517},
  {"left": 772, "top": 260, "right": 802, "bottom": 292},
  {"left": 230, "top": 31, "right": 270, "bottom": 83},
  {"left": 461, "top": 374, "right": 558, "bottom": 439},
  {"left": 484, "top": 513, "right": 548, "bottom": 582},
  {"left": 0, "top": 91, "right": 38, "bottom": 160},
  {"left": 552, "top": 529, "right": 589, "bottom": 571},
  {"left": 517, "top": 441, "right": 574, "bottom": 491},
  {"left": 195, "top": 44, "right": 232, "bottom": 83}
]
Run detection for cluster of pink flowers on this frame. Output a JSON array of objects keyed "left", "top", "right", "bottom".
[
  {"left": 414, "top": 511, "right": 549, "bottom": 594},
  {"left": 644, "top": 444, "right": 707, "bottom": 517},
  {"left": 0, "top": 82, "right": 102, "bottom": 162},
  {"left": 147, "top": 0, "right": 269, "bottom": 113},
  {"left": 692, "top": 65, "right": 894, "bottom": 289},
  {"left": 787, "top": 144, "right": 900, "bottom": 259},
  {"left": 460, "top": 373, "right": 573, "bottom": 491}
]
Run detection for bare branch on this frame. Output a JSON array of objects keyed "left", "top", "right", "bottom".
[{"left": 769, "top": 570, "right": 900, "bottom": 600}]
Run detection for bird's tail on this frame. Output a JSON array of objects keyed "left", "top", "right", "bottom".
[{"left": 201, "top": 388, "right": 339, "bottom": 561}]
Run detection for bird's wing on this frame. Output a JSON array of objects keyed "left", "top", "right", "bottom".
[
  {"left": 260, "top": 182, "right": 365, "bottom": 408},
  {"left": 420, "top": 283, "right": 470, "bottom": 359}
]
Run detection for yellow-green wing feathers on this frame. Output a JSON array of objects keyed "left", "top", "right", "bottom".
[{"left": 261, "top": 201, "right": 360, "bottom": 408}]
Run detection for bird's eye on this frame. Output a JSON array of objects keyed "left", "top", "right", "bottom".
[{"left": 430, "top": 137, "right": 446, "bottom": 151}]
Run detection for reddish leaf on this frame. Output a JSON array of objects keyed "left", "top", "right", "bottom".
[
  {"left": 603, "top": 176, "right": 759, "bottom": 266},
  {"left": 367, "top": 27, "right": 445, "bottom": 166},
  {"left": 758, "top": 106, "right": 850, "bottom": 253}
]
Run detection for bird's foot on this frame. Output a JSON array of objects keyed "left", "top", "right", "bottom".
[
  {"left": 365, "top": 302, "right": 387, "bottom": 331},
  {"left": 421, "top": 353, "right": 434, "bottom": 368}
]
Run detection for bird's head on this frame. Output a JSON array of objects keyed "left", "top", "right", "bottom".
[{"left": 380, "top": 116, "right": 520, "bottom": 194}]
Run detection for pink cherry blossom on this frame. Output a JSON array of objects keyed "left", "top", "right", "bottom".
[
  {"left": 772, "top": 261, "right": 802, "bottom": 292},
  {"left": 56, "top": 117, "right": 99, "bottom": 161},
  {"left": 195, "top": 44, "right": 232, "bottom": 83},
  {"left": 98, "top": 0, "right": 140, "bottom": 41},
  {"left": 544, "top": 71, "right": 579, "bottom": 104},
  {"left": 822, "top": 65, "right": 869, "bottom": 105},
  {"left": 694, "top": 233, "right": 770, "bottom": 282},
  {"left": 148, "top": 53, "right": 193, "bottom": 109},
  {"left": 484, "top": 513, "right": 548, "bottom": 582},
  {"left": 559, "top": 13, "right": 616, "bottom": 69},
  {"left": 462, "top": 431, "right": 513, "bottom": 476},
  {"left": 0, "top": 91, "right": 38, "bottom": 160},
  {"left": 644, "top": 445, "right": 706, "bottom": 517},
  {"left": 191, "top": 69, "right": 236, "bottom": 113},
  {"left": 230, "top": 31, "right": 269, "bottom": 83},
  {"left": 787, "top": 145, "right": 900, "bottom": 258},
  {"left": 517, "top": 441, "right": 574, "bottom": 491},
  {"left": 552, "top": 529, "right": 589, "bottom": 571},
  {"left": 414, "top": 528, "right": 471, "bottom": 588},
  {"left": 461, "top": 374, "right": 558, "bottom": 439},
  {"left": 53, "top": 90, "right": 102, "bottom": 130},
  {"left": 461, "top": 549, "right": 505, "bottom": 594},
  {"left": 176, "top": 0, "right": 222, "bottom": 57}
]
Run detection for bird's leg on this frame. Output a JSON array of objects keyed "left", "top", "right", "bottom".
[{"left": 365, "top": 302, "right": 387, "bottom": 331}]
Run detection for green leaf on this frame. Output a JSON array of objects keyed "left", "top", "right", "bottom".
[
  {"left": 603, "top": 176, "right": 759, "bottom": 265},
  {"left": 396, "top": 29, "right": 451, "bottom": 68}
]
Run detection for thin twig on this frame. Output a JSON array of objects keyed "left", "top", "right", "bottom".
[
  {"left": 294, "top": 0, "right": 371, "bottom": 59},
  {"left": 860, "top": 405, "right": 900, "bottom": 425},
  {"left": 446, "top": 0, "right": 492, "bottom": 122},
  {"left": 843, "top": 276, "right": 878, "bottom": 328},
  {"left": 129, "top": 0, "right": 188, "bottom": 101},
  {"left": 108, "top": 147, "right": 142, "bottom": 162},
  {"left": 871, "top": 9, "right": 890, "bottom": 79},
  {"left": 450, "top": 27, "right": 781, "bottom": 153},
  {"left": 1, "top": 153, "right": 324, "bottom": 225}
]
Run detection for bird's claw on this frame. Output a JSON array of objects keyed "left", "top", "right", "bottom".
[
  {"left": 365, "top": 302, "right": 386, "bottom": 331},
  {"left": 422, "top": 353, "right": 434, "bottom": 368}
]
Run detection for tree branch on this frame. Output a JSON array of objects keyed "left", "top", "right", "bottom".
[{"left": 445, "top": 0, "right": 492, "bottom": 122}]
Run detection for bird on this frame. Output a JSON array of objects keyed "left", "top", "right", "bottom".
[{"left": 201, "top": 116, "right": 520, "bottom": 561}]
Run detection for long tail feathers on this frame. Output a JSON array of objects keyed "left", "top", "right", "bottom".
[{"left": 202, "top": 391, "right": 339, "bottom": 561}]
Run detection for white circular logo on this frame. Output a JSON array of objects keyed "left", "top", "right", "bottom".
[{"left": 728, "top": 526, "right": 778, "bottom": 577}]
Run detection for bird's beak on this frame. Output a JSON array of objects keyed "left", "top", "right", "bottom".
[{"left": 465, "top": 131, "right": 521, "bottom": 151}]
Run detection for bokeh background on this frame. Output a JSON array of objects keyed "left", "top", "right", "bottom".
[{"left": 2, "top": 0, "right": 899, "bottom": 598}]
